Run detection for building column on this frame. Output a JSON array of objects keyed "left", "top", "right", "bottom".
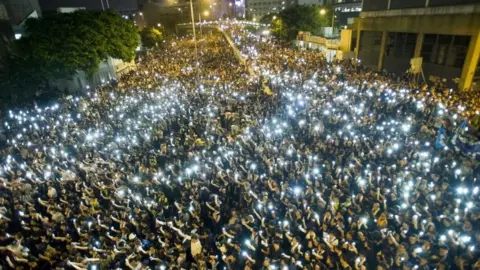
[
  {"left": 378, "top": 31, "right": 387, "bottom": 72},
  {"left": 414, "top": 33, "right": 424, "bottom": 58},
  {"left": 354, "top": 20, "right": 362, "bottom": 59},
  {"left": 459, "top": 30, "right": 480, "bottom": 91}
]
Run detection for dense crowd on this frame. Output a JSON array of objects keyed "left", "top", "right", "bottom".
[{"left": 0, "top": 24, "right": 479, "bottom": 270}]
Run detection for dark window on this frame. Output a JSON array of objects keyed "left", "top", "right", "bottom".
[
  {"left": 390, "top": 0, "right": 423, "bottom": 9},
  {"left": 360, "top": 31, "right": 382, "bottom": 52},
  {"left": 386, "top": 32, "right": 416, "bottom": 58},
  {"left": 421, "top": 34, "right": 438, "bottom": 64},
  {"left": 362, "top": 0, "right": 389, "bottom": 11},
  {"left": 421, "top": 34, "right": 471, "bottom": 69},
  {"left": 451, "top": 35, "right": 470, "bottom": 68}
]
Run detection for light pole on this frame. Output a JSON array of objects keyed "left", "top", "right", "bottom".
[
  {"left": 199, "top": 10, "right": 209, "bottom": 36},
  {"left": 320, "top": 8, "right": 335, "bottom": 37},
  {"left": 189, "top": 0, "right": 198, "bottom": 72},
  {"left": 178, "top": 8, "right": 184, "bottom": 22}
]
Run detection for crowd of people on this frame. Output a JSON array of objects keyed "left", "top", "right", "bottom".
[{"left": 0, "top": 23, "right": 479, "bottom": 270}]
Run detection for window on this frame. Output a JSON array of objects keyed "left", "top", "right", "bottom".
[
  {"left": 451, "top": 35, "right": 470, "bottom": 68},
  {"left": 359, "top": 31, "right": 382, "bottom": 52},
  {"left": 421, "top": 34, "right": 437, "bottom": 64},
  {"left": 386, "top": 32, "right": 416, "bottom": 58},
  {"left": 421, "top": 34, "right": 470, "bottom": 68}
]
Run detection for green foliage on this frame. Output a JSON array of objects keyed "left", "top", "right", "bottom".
[
  {"left": 19, "top": 9, "right": 139, "bottom": 76},
  {"left": 0, "top": 9, "right": 140, "bottom": 102},
  {"left": 96, "top": 10, "right": 140, "bottom": 64},
  {"left": 271, "top": 5, "right": 330, "bottom": 41},
  {"left": 141, "top": 27, "right": 163, "bottom": 48},
  {"left": 259, "top": 13, "right": 277, "bottom": 24}
]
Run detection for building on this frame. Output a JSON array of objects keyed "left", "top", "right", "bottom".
[
  {"left": 0, "top": 0, "right": 42, "bottom": 39},
  {"left": 0, "top": 1, "right": 14, "bottom": 67},
  {"left": 331, "top": 0, "right": 362, "bottom": 28},
  {"left": 2, "top": 0, "right": 41, "bottom": 25},
  {"left": 349, "top": 0, "right": 480, "bottom": 90},
  {"left": 297, "top": 0, "right": 326, "bottom": 6},
  {"left": 247, "top": 0, "right": 296, "bottom": 20},
  {"left": 38, "top": 0, "right": 138, "bottom": 15},
  {"left": 141, "top": 0, "right": 232, "bottom": 30}
]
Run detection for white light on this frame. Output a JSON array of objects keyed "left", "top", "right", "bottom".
[{"left": 461, "top": 236, "right": 471, "bottom": 243}]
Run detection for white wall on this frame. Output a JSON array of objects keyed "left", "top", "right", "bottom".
[{"left": 50, "top": 57, "right": 136, "bottom": 92}]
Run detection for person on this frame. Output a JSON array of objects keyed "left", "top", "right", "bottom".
[{"left": 0, "top": 22, "right": 478, "bottom": 270}]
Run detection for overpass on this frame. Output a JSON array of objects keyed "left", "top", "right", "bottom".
[{"left": 176, "top": 23, "right": 256, "bottom": 76}]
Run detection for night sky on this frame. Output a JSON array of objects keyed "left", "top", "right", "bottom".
[{"left": 38, "top": 0, "right": 137, "bottom": 12}]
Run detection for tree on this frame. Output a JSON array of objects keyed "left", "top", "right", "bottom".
[
  {"left": 269, "top": 5, "right": 330, "bottom": 41},
  {"left": 259, "top": 13, "right": 278, "bottom": 25},
  {"left": 140, "top": 27, "right": 163, "bottom": 48},
  {"left": 0, "top": 9, "right": 140, "bottom": 101},
  {"left": 20, "top": 9, "right": 139, "bottom": 76}
]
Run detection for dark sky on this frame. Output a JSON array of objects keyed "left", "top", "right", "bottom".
[{"left": 38, "top": 0, "right": 137, "bottom": 12}]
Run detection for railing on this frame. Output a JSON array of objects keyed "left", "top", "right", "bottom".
[{"left": 297, "top": 32, "right": 340, "bottom": 49}]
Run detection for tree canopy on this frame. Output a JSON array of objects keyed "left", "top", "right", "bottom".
[
  {"left": 0, "top": 9, "right": 140, "bottom": 101},
  {"left": 266, "top": 5, "right": 331, "bottom": 40},
  {"left": 140, "top": 27, "right": 163, "bottom": 49},
  {"left": 19, "top": 9, "right": 139, "bottom": 76}
]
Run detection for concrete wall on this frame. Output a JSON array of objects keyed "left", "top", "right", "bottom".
[
  {"left": 430, "top": 0, "right": 478, "bottom": 7},
  {"left": 383, "top": 55, "right": 410, "bottom": 74},
  {"left": 363, "top": 0, "right": 480, "bottom": 11},
  {"left": 423, "top": 62, "right": 462, "bottom": 83},
  {"left": 359, "top": 13, "right": 480, "bottom": 36},
  {"left": 50, "top": 57, "right": 135, "bottom": 92}
]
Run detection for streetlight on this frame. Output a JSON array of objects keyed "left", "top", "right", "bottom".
[
  {"left": 157, "top": 23, "right": 161, "bottom": 27},
  {"left": 199, "top": 10, "right": 209, "bottom": 36},
  {"left": 272, "top": 15, "right": 277, "bottom": 20},
  {"left": 178, "top": 8, "right": 184, "bottom": 21},
  {"left": 319, "top": 8, "right": 335, "bottom": 36}
]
